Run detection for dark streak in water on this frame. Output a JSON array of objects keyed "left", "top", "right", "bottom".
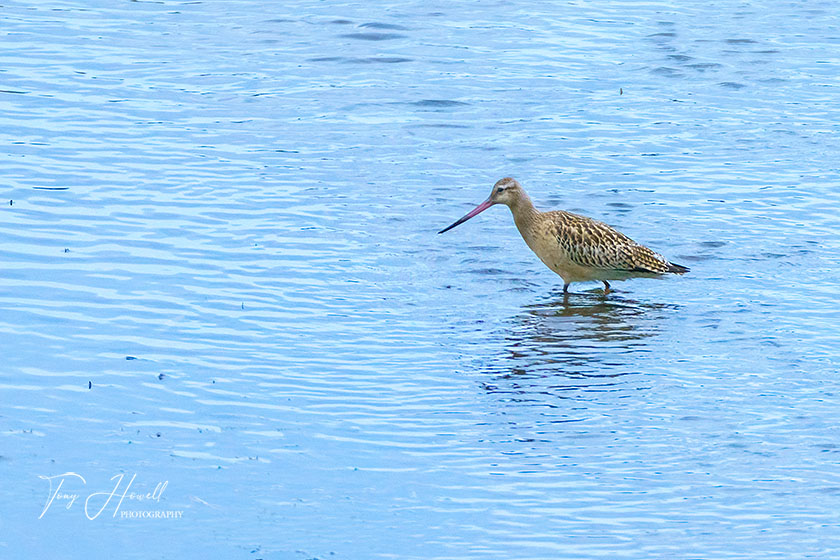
[
  {"left": 687, "top": 62, "right": 722, "bottom": 71},
  {"left": 410, "top": 99, "right": 469, "bottom": 108},
  {"left": 652, "top": 66, "right": 683, "bottom": 77},
  {"left": 341, "top": 32, "right": 406, "bottom": 41},
  {"left": 409, "top": 123, "right": 471, "bottom": 129},
  {"left": 310, "top": 56, "right": 412, "bottom": 64},
  {"left": 359, "top": 22, "right": 409, "bottom": 30},
  {"left": 352, "top": 57, "right": 412, "bottom": 64}
]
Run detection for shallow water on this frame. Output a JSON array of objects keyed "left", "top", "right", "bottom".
[{"left": 2, "top": 0, "right": 839, "bottom": 558}]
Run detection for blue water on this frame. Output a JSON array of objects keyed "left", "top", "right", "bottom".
[{"left": 2, "top": 1, "right": 839, "bottom": 558}]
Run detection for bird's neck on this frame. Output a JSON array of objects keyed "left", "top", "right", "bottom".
[{"left": 508, "top": 194, "right": 540, "bottom": 237}]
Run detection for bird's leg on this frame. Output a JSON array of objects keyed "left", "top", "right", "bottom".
[
  {"left": 603, "top": 281, "right": 611, "bottom": 294},
  {"left": 563, "top": 283, "right": 570, "bottom": 294}
]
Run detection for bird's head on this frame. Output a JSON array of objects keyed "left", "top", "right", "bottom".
[
  {"left": 487, "top": 177, "right": 524, "bottom": 207},
  {"left": 438, "top": 177, "right": 525, "bottom": 234}
]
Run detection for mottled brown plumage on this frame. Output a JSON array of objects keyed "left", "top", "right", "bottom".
[{"left": 439, "top": 177, "right": 689, "bottom": 293}]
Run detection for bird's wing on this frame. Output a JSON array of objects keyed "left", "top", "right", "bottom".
[{"left": 550, "top": 211, "right": 672, "bottom": 274}]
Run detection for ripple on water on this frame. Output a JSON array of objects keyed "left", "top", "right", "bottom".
[
  {"left": 340, "top": 32, "right": 407, "bottom": 41},
  {"left": 359, "top": 22, "right": 409, "bottom": 30},
  {"left": 2, "top": 0, "right": 840, "bottom": 558},
  {"left": 309, "top": 56, "right": 413, "bottom": 64}
]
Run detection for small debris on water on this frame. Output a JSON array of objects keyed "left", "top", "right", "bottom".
[
  {"left": 88, "top": 381, "right": 92, "bottom": 389},
  {"left": 158, "top": 373, "right": 165, "bottom": 380},
  {"left": 126, "top": 356, "right": 137, "bottom": 360}
]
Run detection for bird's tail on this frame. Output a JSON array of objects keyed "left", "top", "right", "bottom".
[{"left": 667, "top": 262, "right": 690, "bottom": 274}]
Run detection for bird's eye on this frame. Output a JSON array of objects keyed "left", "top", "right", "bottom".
[{"left": 496, "top": 187, "right": 506, "bottom": 193}]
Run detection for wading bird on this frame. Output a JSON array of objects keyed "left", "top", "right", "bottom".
[{"left": 439, "top": 177, "right": 688, "bottom": 294}]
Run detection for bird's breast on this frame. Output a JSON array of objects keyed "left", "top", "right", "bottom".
[
  {"left": 516, "top": 216, "right": 617, "bottom": 283},
  {"left": 517, "top": 220, "right": 579, "bottom": 277}
]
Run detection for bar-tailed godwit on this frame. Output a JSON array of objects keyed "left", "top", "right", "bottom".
[{"left": 439, "top": 177, "right": 689, "bottom": 293}]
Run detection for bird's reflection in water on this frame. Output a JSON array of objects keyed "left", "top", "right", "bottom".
[{"left": 482, "top": 289, "right": 680, "bottom": 403}]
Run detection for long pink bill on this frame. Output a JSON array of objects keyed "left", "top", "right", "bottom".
[{"left": 438, "top": 198, "right": 495, "bottom": 234}]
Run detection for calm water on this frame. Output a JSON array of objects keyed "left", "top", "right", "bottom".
[{"left": 2, "top": 0, "right": 839, "bottom": 558}]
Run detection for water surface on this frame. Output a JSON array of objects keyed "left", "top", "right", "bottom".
[{"left": 2, "top": 1, "right": 839, "bottom": 558}]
